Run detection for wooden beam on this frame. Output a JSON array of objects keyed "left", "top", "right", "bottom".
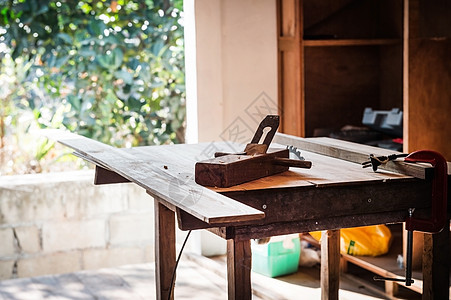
[
  {"left": 385, "top": 281, "right": 399, "bottom": 298},
  {"left": 227, "top": 239, "right": 252, "bottom": 300},
  {"left": 223, "top": 180, "right": 431, "bottom": 225},
  {"left": 406, "top": 0, "right": 451, "bottom": 161},
  {"left": 277, "top": 0, "right": 304, "bottom": 136},
  {"left": 155, "top": 200, "right": 176, "bottom": 300},
  {"left": 422, "top": 223, "right": 450, "bottom": 300},
  {"left": 321, "top": 230, "right": 340, "bottom": 300},
  {"left": 44, "top": 130, "right": 264, "bottom": 225},
  {"left": 228, "top": 210, "right": 431, "bottom": 242},
  {"left": 94, "top": 166, "right": 130, "bottom": 185},
  {"left": 274, "top": 133, "right": 434, "bottom": 179}
]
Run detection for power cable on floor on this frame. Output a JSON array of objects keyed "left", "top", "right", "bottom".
[{"left": 168, "top": 229, "right": 192, "bottom": 300}]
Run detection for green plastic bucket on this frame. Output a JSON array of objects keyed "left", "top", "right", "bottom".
[{"left": 251, "top": 236, "right": 301, "bottom": 278}]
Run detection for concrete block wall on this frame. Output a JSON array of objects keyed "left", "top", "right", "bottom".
[{"left": 0, "top": 170, "right": 154, "bottom": 280}]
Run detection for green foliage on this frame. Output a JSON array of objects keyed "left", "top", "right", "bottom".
[{"left": 0, "top": 0, "right": 186, "bottom": 154}]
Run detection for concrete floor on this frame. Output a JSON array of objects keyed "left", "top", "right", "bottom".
[{"left": 0, "top": 252, "right": 422, "bottom": 300}]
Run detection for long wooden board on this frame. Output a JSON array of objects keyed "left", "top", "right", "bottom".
[
  {"left": 211, "top": 151, "right": 412, "bottom": 193},
  {"left": 43, "top": 130, "right": 264, "bottom": 225},
  {"left": 274, "top": 132, "right": 434, "bottom": 179}
]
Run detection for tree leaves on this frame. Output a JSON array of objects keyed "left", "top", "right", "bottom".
[
  {"left": 1, "top": 0, "right": 186, "bottom": 148},
  {"left": 57, "top": 33, "right": 73, "bottom": 45}
]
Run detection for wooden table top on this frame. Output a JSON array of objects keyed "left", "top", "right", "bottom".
[{"left": 46, "top": 130, "right": 441, "bottom": 229}]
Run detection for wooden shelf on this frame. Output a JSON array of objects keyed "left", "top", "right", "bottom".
[
  {"left": 342, "top": 232, "right": 423, "bottom": 295},
  {"left": 342, "top": 224, "right": 451, "bottom": 296},
  {"left": 303, "top": 38, "right": 401, "bottom": 47},
  {"left": 278, "top": 0, "right": 451, "bottom": 160},
  {"left": 278, "top": 0, "right": 451, "bottom": 297}
]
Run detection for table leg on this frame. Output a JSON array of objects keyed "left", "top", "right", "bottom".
[
  {"left": 422, "top": 223, "right": 450, "bottom": 300},
  {"left": 155, "top": 200, "right": 176, "bottom": 300},
  {"left": 321, "top": 229, "right": 340, "bottom": 300},
  {"left": 227, "top": 239, "right": 252, "bottom": 300},
  {"left": 384, "top": 281, "right": 399, "bottom": 298}
]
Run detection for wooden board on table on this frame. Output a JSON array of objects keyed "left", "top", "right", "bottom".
[
  {"left": 274, "top": 133, "right": 434, "bottom": 179},
  {"left": 211, "top": 149, "right": 413, "bottom": 193},
  {"left": 83, "top": 134, "right": 421, "bottom": 193},
  {"left": 43, "top": 130, "right": 264, "bottom": 225}
]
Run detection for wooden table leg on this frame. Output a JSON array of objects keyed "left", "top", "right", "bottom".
[
  {"left": 384, "top": 281, "right": 399, "bottom": 298},
  {"left": 227, "top": 239, "right": 252, "bottom": 300},
  {"left": 321, "top": 229, "right": 340, "bottom": 300},
  {"left": 155, "top": 200, "right": 176, "bottom": 300},
  {"left": 422, "top": 223, "right": 450, "bottom": 300}
]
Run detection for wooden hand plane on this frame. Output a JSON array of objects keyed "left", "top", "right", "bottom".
[{"left": 195, "top": 115, "right": 312, "bottom": 188}]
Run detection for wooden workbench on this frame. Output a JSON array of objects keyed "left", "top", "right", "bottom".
[{"left": 48, "top": 130, "right": 450, "bottom": 300}]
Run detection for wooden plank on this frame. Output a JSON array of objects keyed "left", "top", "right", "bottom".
[
  {"left": 406, "top": 2, "right": 451, "bottom": 161},
  {"left": 274, "top": 133, "right": 434, "bottom": 179},
  {"left": 303, "top": 38, "right": 400, "bottom": 47},
  {"left": 176, "top": 208, "right": 210, "bottom": 230},
  {"left": 278, "top": 36, "right": 296, "bottom": 51},
  {"left": 227, "top": 239, "right": 252, "bottom": 300},
  {"left": 403, "top": 0, "right": 410, "bottom": 155},
  {"left": 155, "top": 200, "right": 176, "bottom": 300},
  {"left": 222, "top": 210, "right": 429, "bottom": 241},
  {"left": 57, "top": 131, "right": 424, "bottom": 190},
  {"left": 44, "top": 130, "right": 264, "bottom": 225},
  {"left": 222, "top": 179, "right": 431, "bottom": 226},
  {"left": 280, "top": 0, "right": 296, "bottom": 37},
  {"left": 291, "top": 151, "right": 412, "bottom": 186},
  {"left": 422, "top": 224, "right": 450, "bottom": 300},
  {"left": 94, "top": 166, "right": 130, "bottom": 185},
  {"left": 211, "top": 148, "right": 414, "bottom": 193},
  {"left": 278, "top": 0, "right": 304, "bottom": 136},
  {"left": 208, "top": 169, "right": 313, "bottom": 192},
  {"left": 321, "top": 230, "right": 340, "bottom": 300},
  {"left": 385, "top": 280, "right": 399, "bottom": 297},
  {"left": 173, "top": 168, "right": 431, "bottom": 232},
  {"left": 407, "top": 38, "right": 451, "bottom": 161}
]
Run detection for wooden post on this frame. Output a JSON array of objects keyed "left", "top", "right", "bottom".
[
  {"left": 321, "top": 230, "right": 340, "bottom": 300},
  {"left": 422, "top": 223, "right": 450, "bottom": 300},
  {"left": 227, "top": 239, "right": 252, "bottom": 300},
  {"left": 155, "top": 200, "right": 176, "bottom": 300},
  {"left": 277, "top": 0, "right": 304, "bottom": 136},
  {"left": 385, "top": 281, "right": 399, "bottom": 298}
]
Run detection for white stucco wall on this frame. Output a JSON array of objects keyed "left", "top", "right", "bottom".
[{"left": 185, "top": 0, "right": 278, "bottom": 144}]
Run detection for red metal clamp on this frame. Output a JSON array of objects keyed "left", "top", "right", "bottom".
[
  {"left": 374, "top": 150, "right": 448, "bottom": 286},
  {"left": 404, "top": 150, "right": 448, "bottom": 233}
]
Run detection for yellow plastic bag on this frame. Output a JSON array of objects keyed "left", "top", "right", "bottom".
[{"left": 310, "top": 225, "right": 392, "bottom": 257}]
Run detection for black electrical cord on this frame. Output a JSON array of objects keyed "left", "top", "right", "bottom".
[{"left": 167, "top": 229, "right": 192, "bottom": 300}]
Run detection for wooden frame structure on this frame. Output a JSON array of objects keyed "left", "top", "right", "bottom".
[{"left": 277, "top": 0, "right": 451, "bottom": 160}]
